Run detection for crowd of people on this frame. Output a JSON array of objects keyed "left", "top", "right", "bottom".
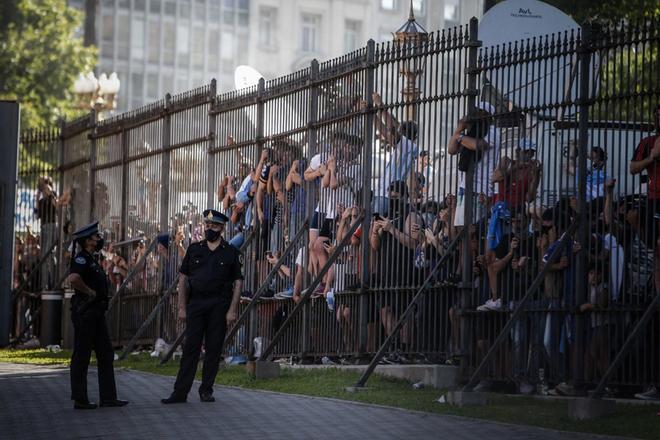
[{"left": 12, "top": 98, "right": 660, "bottom": 400}]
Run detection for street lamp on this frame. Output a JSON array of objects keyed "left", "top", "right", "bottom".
[
  {"left": 393, "top": 0, "right": 428, "bottom": 122},
  {"left": 73, "top": 71, "right": 120, "bottom": 115}
]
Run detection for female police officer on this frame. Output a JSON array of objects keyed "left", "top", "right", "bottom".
[
  {"left": 67, "top": 221, "right": 128, "bottom": 409},
  {"left": 162, "top": 209, "right": 243, "bottom": 403}
]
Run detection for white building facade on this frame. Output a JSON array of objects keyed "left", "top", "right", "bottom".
[{"left": 70, "top": 0, "right": 482, "bottom": 111}]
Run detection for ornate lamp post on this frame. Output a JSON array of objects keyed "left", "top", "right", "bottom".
[
  {"left": 393, "top": 0, "right": 429, "bottom": 121},
  {"left": 73, "top": 71, "right": 120, "bottom": 117}
]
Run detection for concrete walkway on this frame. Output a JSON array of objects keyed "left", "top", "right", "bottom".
[{"left": 0, "top": 363, "right": 626, "bottom": 440}]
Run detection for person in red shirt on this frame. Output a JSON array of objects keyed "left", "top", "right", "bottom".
[{"left": 630, "top": 104, "right": 660, "bottom": 284}]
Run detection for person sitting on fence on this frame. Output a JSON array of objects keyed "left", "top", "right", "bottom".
[
  {"left": 567, "top": 145, "right": 608, "bottom": 218},
  {"left": 310, "top": 132, "right": 363, "bottom": 305},
  {"left": 217, "top": 136, "right": 252, "bottom": 235},
  {"left": 629, "top": 103, "right": 660, "bottom": 402},
  {"left": 447, "top": 102, "right": 500, "bottom": 229},
  {"left": 371, "top": 92, "right": 419, "bottom": 216},
  {"left": 285, "top": 156, "right": 306, "bottom": 243},
  {"left": 491, "top": 138, "right": 542, "bottom": 214}
]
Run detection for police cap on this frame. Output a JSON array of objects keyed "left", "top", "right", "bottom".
[
  {"left": 202, "top": 209, "right": 229, "bottom": 224},
  {"left": 72, "top": 221, "right": 100, "bottom": 240}
]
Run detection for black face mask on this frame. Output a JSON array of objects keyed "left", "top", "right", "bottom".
[
  {"left": 205, "top": 229, "right": 221, "bottom": 242},
  {"left": 541, "top": 225, "right": 553, "bottom": 235},
  {"left": 95, "top": 238, "right": 105, "bottom": 252}
]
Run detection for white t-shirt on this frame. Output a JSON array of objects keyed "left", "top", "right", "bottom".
[
  {"left": 458, "top": 125, "right": 501, "bottom": 197},
  {"left": 325, "top": 161, "right": 362, "bottom": 219},
  {"left": 309, "top": 152, "right": 331, "bottom": 214}
]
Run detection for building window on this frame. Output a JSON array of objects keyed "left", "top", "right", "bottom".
[
  {"left": 237, "top": 0, "right": 249, "bottom": 26},
  {"left": 180, "top": 0, "right": 191, "bottom": 20},
  {"left": 208, "top": 29, "right": 219, "bottom": 72},
  {"left": 380, "top": 0, "right": 396, "bottom": 11},
  {"left": 300, "top": 13, "right": 320, "bottom": 53},
  {"left": 223, "top": 0, "right": 235, "bottom": 26},
  {"left": 131, "top": 72, "right": 144, "bottom": 108},
  {"left": 163, "top": 22, "right": 175, "bottom": 65},
  {"left": 131, "top": 18, "right": 145, "bottom": 60},
  {"left": 220, "top": 31, "right": 234, "bottom": 61},
  {"left": 148, "top": 21, "right": 160, "bottom": 64},
  {"left": 146, "top": 73, "right": 159, "bottom": 99},
  {"left": 413, "top": 0, "right": 425, "bottom": 15},
  {"left": 134, "top": 0, "right": 146, "bottom": 12},
  {"left": 164, "top": 0, "right": 175, "bottom": 15},
  {"left": 117, "top": 16, "right": 129, "bottom": 60},
  {"left": 176, "top": 74, "right": 189, "bottom": 94},
  {"left": 258, "top": 7, "right": 276, "bottom": 48},
  {"left": 101, "top": 14, "right": 114, "bottom": 42},
  {"left": 192, "top": 27, "right": 205, "bottom": 69},
  {"left": 444, "top": 0, "right": 459, "bottom": 27},
  {"left": 209, "top": 2, "right": 220, "bottom": 22},
  {"left": 177, "top": 25, "right": 190, "bottom": 66},
  {"left": 118, "top": 0, "right": 129, "bottom": 9},
  {"left": 195, "top": 0, "right": 205, "bottom": 21},
  {"left": 162, "top": 74, "right": 174, "bottom": 95},
  {"left": 344, "top": 19, "right": 361, "bottom": 52},
  {"left": 150, "top": 0, "right": 161, "bottom": 13}
]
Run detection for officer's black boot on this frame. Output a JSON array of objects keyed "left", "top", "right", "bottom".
[
  {"left": 161, "top": 394, "right": 187, "bottom": 404},
  {"left": 74, "top": 400, "right": 98, "bottom": 410}
]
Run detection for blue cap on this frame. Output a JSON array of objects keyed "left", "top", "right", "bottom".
[
  {"left": 157, "top": 234, "right": 169, "bottom": 248},
  {"left": 72, "top": 221, "right": 100, "bottom": 240},
  {"left": 202, "top": 209, "right": 229, "bottom": 224},
  {"left": 519, "top": 138, "right": 537, "bottom": 151}
]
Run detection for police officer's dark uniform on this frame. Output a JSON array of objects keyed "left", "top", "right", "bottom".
[
  {"left": 162, "top": 209, "right": 243, "bottom": 403},
  {"left": 69, "top": 222, "right": 128, "bottom": 409}
]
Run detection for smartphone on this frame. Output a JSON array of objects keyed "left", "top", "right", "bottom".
[{"left": 373, "top": 213, "right": 383, "bottom": 221}]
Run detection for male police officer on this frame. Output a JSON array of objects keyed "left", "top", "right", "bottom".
[
  {"left": 162, "top": 209, "right": 243, "bottom": 403},
  {"left": 67, "top": 221, "right": 128, "bottom": 409}
]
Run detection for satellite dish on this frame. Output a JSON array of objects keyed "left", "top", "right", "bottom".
[
  {"left": 479, "top": 0, "right": 590, "bottom": 119},
  {"left": 233, "top": 65, "right": 304, "bottom": 139},
  {"left": 480, "top": 0, "right": 579, "bottom": 47},
  {"left": 234, "top": 65, "right": 264, "bottom": 90}
]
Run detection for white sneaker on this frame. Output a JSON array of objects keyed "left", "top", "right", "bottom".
[
  {"left": 634, "top": 387, "right": 660, "bottom": 401},
  {"left": 477, "top": 298, "right": 502, "bottom": 311}
]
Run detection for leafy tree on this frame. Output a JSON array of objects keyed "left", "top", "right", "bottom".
[{"left": 0, "top": 0, "right": 97, "bottom": 130}]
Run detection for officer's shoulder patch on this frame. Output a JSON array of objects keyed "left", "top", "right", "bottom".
[{"left": 74, "top": 256, "right": 86, "bottom": 265}]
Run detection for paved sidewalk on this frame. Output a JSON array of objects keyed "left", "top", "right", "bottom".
[{"left": 0, "top": 363, "right": 625, "bottom": 440}]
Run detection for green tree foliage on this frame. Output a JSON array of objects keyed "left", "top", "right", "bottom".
[
  {"left": 488, "top": 0, "right": 659, "bottom": 123},
  {"left": 0, "top": 0, "right": 97, "bottom": 130}
]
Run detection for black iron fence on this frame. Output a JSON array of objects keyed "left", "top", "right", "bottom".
[{"left": 13, "top": 17, "right": 659, "bottom": 394}]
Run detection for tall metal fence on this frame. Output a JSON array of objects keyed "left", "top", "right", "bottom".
[{"left": 13, "top": 17, "right": 659, "bottom": 394}]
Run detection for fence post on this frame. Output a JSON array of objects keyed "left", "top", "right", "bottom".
[
  {"left": 359, "top": 40, "right": 376, "bottom": 354},
  {"left": 161, "top": 94, "right": 172, "bottom": 233},
  {"left": 460, "top": 17, "right": 480, "bottom": 377},
  {"left": 573, "top": 23, "right": 593, "bottom": 389},
  {"left": 56, "top": 120, "right": 66, "bottom": 285},
  {"left": 156, "top": 94, "right": 172, "bottom": 340},
  {"left": 88, "top": 109, "right": 97, "bottom": 224},
  {"left": 117, "top": 124, "right": 130, "bottom": 345},
  {"left": 206, "top": 80, "right": 217, "bottom": 210},
  {"left": 300, "top": 60, "right": 319, "bottom": 358},
  {"left": 246, "top": 78, "right": 266, "bottom": 354}
]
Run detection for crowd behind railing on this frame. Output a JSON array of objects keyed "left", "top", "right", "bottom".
[{"left": 11, "top": 18, "right": 660, "bottom": 401}]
